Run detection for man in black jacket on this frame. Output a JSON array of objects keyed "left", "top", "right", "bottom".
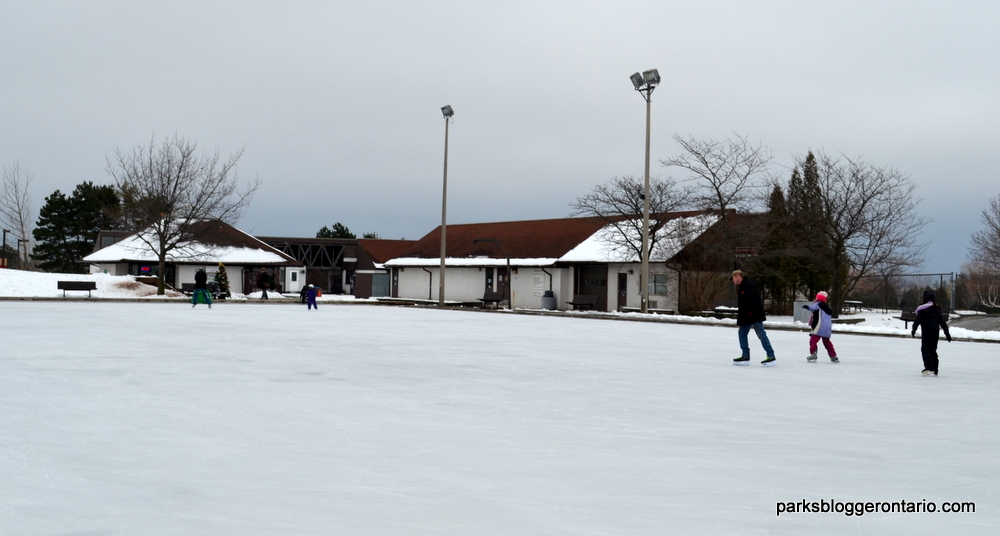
[{"left": 731, "top": 270, "right": 777, "bottom": 366}]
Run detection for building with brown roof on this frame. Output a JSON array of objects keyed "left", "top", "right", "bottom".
[{"left": 384, "top": 211, "right": 724, "bottom": 311}]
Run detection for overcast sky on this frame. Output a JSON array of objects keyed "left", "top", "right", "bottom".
[{"left": 2, "top": 1, "right": 997, "bottom": 273}]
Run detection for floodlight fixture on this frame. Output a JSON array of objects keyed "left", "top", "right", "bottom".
[
  {"left": 441, "top": 105, "right": 454, "bottom": 118},
  {"left": 642, "top": 69, "right": 661, "bottom": 87},
  {"left": 630, "top": 72, "right": 645, "bottom": 90}
]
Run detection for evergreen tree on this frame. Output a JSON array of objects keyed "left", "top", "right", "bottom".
[
  {"left": 752, "top": 184, "right": 796, "bottom": 313},
  {"left": 31, "top": 190, "right": 75, "bottom": 272},
  {"left": 214, "top": 262, "right": 232, "bottom": 299},
  {"left": 317, "top": 222, "right": 356, "bottom": 239},
  {"left": 935, "top": 281, "right": 950, "bottom": 314},
  {"left": 786, "top": 152, "right": 835, "bottom": 299},
  {"left": 32, "top": 182, "right": 120, "bottom": 273}
]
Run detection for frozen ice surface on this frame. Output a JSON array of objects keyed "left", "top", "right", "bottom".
[{"left": 1, "top": 301, "right": 997, "bottom": 535}]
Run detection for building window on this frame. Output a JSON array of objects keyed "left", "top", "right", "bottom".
[
  {"left": 648, "top": 274, "right": 670, "bottom": 296},
  {"left": 291, "top": 271, "right": 298, "bottom": 282}
]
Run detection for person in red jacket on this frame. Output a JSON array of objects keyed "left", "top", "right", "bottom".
[{"left": 731, "top": 270, "right": 777, "bottom": 367}]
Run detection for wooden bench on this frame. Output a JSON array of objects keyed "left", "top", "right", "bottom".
[
  {"left": 900, "top": 308, "right": 950, "bottom": 330},
  {"left": 898, "top": 309, "right": 917, "bottom": 329},
  {"left": 843, "top": 300, "right": 864, "bottom": 313},
  {"left": 712, "top": 299, "right": 738, "bottom": 318},
  {"left": 478, "top": 290, "right": 504, "bottom": 309},
  {"left": 181, "top": 282, "right": 222, "bottom": 299},
  {"left": 567, "top": 294, "right": 598, "bottom": 310},
  {"left": 57, "top": 280, "right": 97, "bottom": 297}
]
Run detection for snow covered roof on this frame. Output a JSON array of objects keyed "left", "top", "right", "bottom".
[
  {"left": 384, "top": 212, "right": 721, "bottom": 267},
  {"left": 560, "top": 212, "right": 721, "bottom": 263},
  {"left": 83, "top": 221, "right": 302, "bottom": 266}
]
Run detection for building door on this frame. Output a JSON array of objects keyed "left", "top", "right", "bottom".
[
  {"left": 391, "top": 268, "right": 399, "bottom": 298},
  {"left": 484, "top": 267, "right": 495, "bottom": 291},
  {"left": 618, "top": 273, "right": 628, "bottom": 311},
  {"left": 496, "top": 267, "right": 509, "bottom": 304},
  {"left": 371, "top": 273, "right": 390, "bottom": 297},
  {"left": 576, "top": 264, "right": 608, "bottom": 311}
]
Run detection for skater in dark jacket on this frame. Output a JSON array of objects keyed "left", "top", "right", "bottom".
[
  {"left": 731, "top": 270, "right": 777, "bottom": 366},
  {"left": 192, "top": 269, "right": 212, "bottom": 308},
  {"left": 911, "top": 290, "right": 951, "bottom": 376},
  {"left": 257, "top": 268, "right": 270, "bottom": 300}
]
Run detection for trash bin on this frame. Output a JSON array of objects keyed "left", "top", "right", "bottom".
[{"left": 541, "top": 290, "right": 557, "bottom": 310}]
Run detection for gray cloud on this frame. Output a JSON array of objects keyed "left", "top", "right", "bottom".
[{"left": 2, "top": 1, "right": 997, "bottom": 271}]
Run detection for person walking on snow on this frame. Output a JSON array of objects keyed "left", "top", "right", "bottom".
[
  {"left": 305, "top": 284, "right": 318, "bottom": 310},
  {"left": 731, "top": 270, "right": 777, "bottom": 366},
  {"left": 911, "top": 290, "right": 951, "bottom": 376},
  {"left": 257, "top": 268, "right": 270, "bottom": 300},
  {"left": 192, "top": 268, "right": 212, "bottom": 308},
  {"left": 803, "top": 291, "right": 837, "bottom": 363}
]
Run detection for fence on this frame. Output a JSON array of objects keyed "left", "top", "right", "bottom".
[
  {"left": 844, "top": 272, "right": 1000, "bottom": 314},
  {"left": 844, "top": 273, "right": 957, "bottom": 313}
]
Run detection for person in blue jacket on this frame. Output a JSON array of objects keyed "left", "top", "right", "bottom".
[
  {"left": 911, "top": 290, "right": 951, "bottom": 376},
  {"left": 802, "top": 291, "right": 837, "bottom": 363},
  {"left": 305, "top": 284, "right": 319, "bottom": 310}
]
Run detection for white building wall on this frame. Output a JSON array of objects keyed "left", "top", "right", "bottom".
[
  {"left": 395, "top": 264, "right": 577, "bottom": 308},
  {"left": 396, "top": 266, "right": 485, "bottom": 301},
  {"left": 607, "top": 262, "right": 679, "bottom": 312},
  {"left": 510, "top": 267, "right": 570, "bottom": 309}
]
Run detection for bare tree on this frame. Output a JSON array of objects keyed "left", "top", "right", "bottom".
[
  {"left": 107, "top": 135, "right": 260, "bottom": 294},
  {"left": 570, "top": 175, "right": 694, "bottom": 261},
  {"left": 960, "top": 262, "right": 1000, "bottom": 309},
  {"left": 810, "top": 152, "right": 927, "bottom": 314},
  {"left": 661, "top": 133, "right": 773, "bottom": 214},
  {"left": 969, "top": 193, "right": 1000, "bottom": 270},
  {"left": 660, "top": 134, "right": 773, "bottom": 272},
  {"left": 0, "top": 161, "right": 35, "bottom": 269}
]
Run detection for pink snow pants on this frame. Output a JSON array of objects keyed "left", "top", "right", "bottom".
[{"left": 809, "top": 335, "right": 837, "bottom": 357}]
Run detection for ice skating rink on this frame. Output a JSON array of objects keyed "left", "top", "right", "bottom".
[{"left": 1, "top": 302, "right": 995, "bottom": 535}]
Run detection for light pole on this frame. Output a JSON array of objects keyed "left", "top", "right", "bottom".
[
  {"left": 630, "top": 68, "right": 660, "bottom": 314},
  {"left": 439, "top": 105, "right": 454, "bottom": 307},
  {"left": 1, "top": 229, "right": 9, "bottom": 269},
  {"left": 474, "top": 238, "right": 511, "bottom": 309}
]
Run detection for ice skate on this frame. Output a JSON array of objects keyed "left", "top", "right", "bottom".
[
  {"left": 829, "top": 356, "right": 839, "bottom": 363},
  {"left": 807, "top": 352, "right": 817, "bottom": 363},
  {"left": 761, "top": 356, "right": 777, "bottom": 367},
  {"left": 922, "top": 369, "right": 933, "bottom": 376},
  {"left": 733, "top": 356, "right": 750, "bottom": 366}
]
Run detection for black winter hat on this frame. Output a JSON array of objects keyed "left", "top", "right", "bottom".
[{"left": 922, "top": 290, "right": 936, "bottom": 303}]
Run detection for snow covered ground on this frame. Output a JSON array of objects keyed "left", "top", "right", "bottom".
[
  {"left": 1, "top": 293, "right": 998, "bottom": 534},
  {"left": 3, "top": 268, "right": 997, "bottom": 341}
]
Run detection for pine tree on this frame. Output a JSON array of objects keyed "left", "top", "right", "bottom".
[
  {"left": 786, "top": 152, "right": 835, "bottom": 299},
  {"left": 752, "top": 183, "right": 797, "bottom": 313},
  {"left": 31, "top": 190, "right": 76, "bottom": 272},
  {"left": 316, "top": 222, "right": 356, "bottom": 239},
  {"left": 214, "top": 262, "right": 232, "bottom": 299},
  {"left": 32, "top": 182, "right": 120, "bottom": 273}
]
